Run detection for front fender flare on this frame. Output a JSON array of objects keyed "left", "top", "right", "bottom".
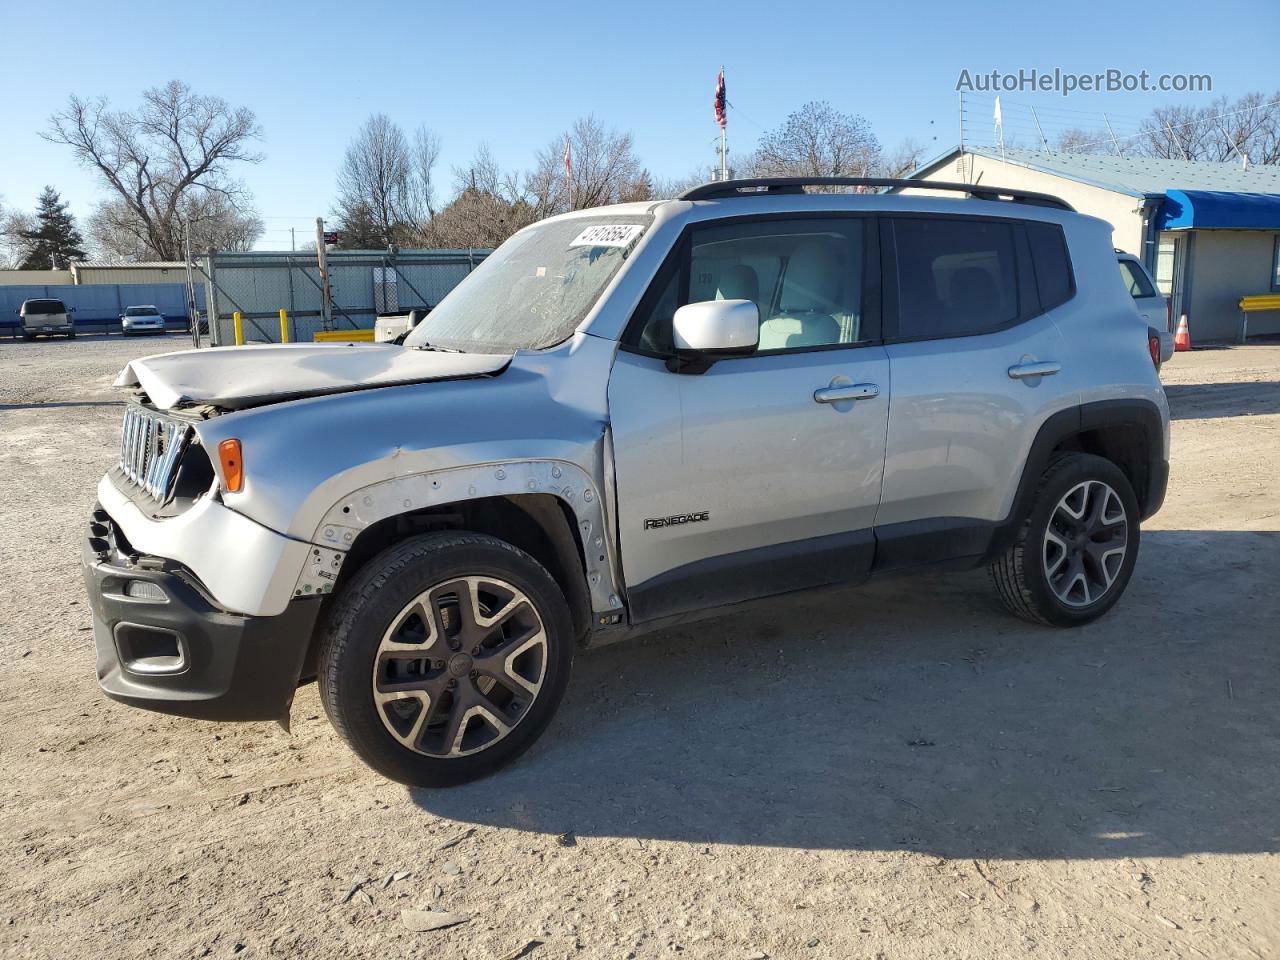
[{"left": 292, "top": 460, "right": 623, "bottom": 617}]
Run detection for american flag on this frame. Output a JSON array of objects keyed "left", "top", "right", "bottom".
[
  {"left": 714, "top": 70, "right": 727, "bottom": 129},
  {"left": 563, "top": 135, "right": 571, "bottom": 184}
]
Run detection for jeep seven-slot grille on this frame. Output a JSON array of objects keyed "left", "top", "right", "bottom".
[{"left": 119, "top": 405, "right": 192, "bottom": 501}]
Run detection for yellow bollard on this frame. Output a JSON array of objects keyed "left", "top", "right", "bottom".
[
  {"left": 279, "top": 309, "right": 289, "bottom": 344},
  {"left": 233, "top": 311, "right": 244, "bottom": 346}
]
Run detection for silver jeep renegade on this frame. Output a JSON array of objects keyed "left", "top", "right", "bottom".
[{"left": 83, "top": 178, "right": 1170, "bottom": 786}]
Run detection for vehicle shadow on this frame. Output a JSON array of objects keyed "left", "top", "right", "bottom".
[
  {"left": 411, "top": 529, "right": 1280, "bottom": 860},
  {"left": 1165, "top": 380, "right": 1280, "bottom": 420}
]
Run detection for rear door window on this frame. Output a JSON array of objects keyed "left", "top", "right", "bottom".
[{"left": 889, "top": 217, "right": 1023, "bottom": 340}]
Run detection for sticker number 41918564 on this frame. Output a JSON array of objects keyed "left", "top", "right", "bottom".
[{"left": 569, "top": 224, "right": 644, "bottom": 248}]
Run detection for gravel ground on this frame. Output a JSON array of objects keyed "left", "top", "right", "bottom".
[{"left": 1, "top": 334, "right": 1277, "bottom": 960}]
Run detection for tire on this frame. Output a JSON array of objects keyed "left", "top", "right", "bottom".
[
  {"left": 318, "top": 532, "right": 575, "bottom": 787},
  {"left": 990, "top": 453, "right": 1140, "bottom": 627},
  {"left": 67, "top": 331, "right": 76, "bottom": 339}
]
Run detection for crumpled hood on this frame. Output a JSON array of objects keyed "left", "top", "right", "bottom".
[{"left": 114, "top": 343, "right": 512, "bottom": 411}]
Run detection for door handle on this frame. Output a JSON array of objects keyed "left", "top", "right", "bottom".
[
  {"left": 814, "top": 383, "right": 880, "bottom": 403},
  {"left": 1007, "top": 361, "right": 1061, "bottom": 380}
]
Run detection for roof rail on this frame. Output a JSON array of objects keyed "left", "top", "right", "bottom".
[{"left": 676, "top": 176, "right": 1074, "bottom": 211}]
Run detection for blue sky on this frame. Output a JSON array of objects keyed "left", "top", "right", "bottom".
[{"left": 3, "top": 0, "right": 1276, "bottom": 250}]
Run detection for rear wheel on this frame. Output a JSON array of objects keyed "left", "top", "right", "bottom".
[
  {"left": 990, "top": 453, "right": 1140, "bottom": 626},
  {"left": 318, "top": 532, "right": 574, "bottom": 787}
]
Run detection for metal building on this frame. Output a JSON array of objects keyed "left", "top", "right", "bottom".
[
  {"left": 71, "top": 262, "right": 192, "bottom": 285},
  {"left": 196, "top": 248, "right": 489, "bottom": 344}
]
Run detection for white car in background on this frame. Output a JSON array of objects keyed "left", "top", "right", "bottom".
[
  {"left": 1117, "top": 253, "right": 1174, "bottom": 366},
  {"left": 121, "top": 305, "right": 166, "bottom": 336}
]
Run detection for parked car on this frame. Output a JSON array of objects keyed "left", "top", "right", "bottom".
[
  {"left": 1117, "top": 252, "right": 1174, "bottom": 366},
  {"left": 84, "top": 177, "right": 1170, "bottom": 787},
  {"left": 18, "top": 298, "right": 74, "bottom": 339},
  {"left": 121, "top": 305, "right": 166, "bottom": 336}
]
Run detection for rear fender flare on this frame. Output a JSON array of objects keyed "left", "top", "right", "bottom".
[{"left": 992, "top": 398, "right": 1166, "bottom": 557}]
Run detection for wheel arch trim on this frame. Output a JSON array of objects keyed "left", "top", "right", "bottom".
[
  {"left": 295, "top": 460, "right": 623, "bottom": 617},
  {"left": 993, "top": 397, "right": 1167, "bottom": 558}
]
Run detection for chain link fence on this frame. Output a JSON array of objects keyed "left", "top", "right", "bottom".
[{"left": 193, "top": 249, "right": 490, "bottom": 345}]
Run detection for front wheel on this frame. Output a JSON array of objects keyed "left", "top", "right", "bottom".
[
  {"left": 318, "top": 532, "right": 574, "bottom": 787},
  {"left": 990, "top": 453, "right": 1140, "bottom": 626}
]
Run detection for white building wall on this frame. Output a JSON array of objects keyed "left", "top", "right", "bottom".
[{"left": 0, "top": 269, "right": 73, "bottom": 285}]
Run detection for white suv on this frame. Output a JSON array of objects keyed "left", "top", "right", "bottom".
[{"left": 83, "top": 177, "right": 1169, "bottom": 786}]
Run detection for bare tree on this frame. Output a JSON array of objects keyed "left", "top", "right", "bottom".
[
  {"left": 1055, "top": 128, "right": 1111, "bottom": 155},
  {"left": 652, "top": 164, "right": 721, "bottom": 199},
  {"left": 529, "top": 115, "right": 644, "bottom": 215},
  {"left": 619, "top": 169, "right": 655, "bottom": 202},
  {"left": 1135, "top": 93, "right": 1280, "bottom": 164},
  {"left": 45, "top": 81, "right": 263, "bottom": 260},
  {"left": 88, "top": 192, "right": 262, "bottom": 261},
  {"left": 431, "top": 145, "right": 534, "bottom": 248},
  {"left": 334, "top": 114, "right": 412, "bottom": 246},
  {"left": 1209, "top": 91, "right": 1280, "bottom": 165},
  {"left": 334, "top": 115, "right": 442, "bottom": 247},
  {"left": 0, "top": 197, "right": 28, "bottom": 268},
  {"left": 1139, "top": 102, "right": 1221, "bottom": 160},
  {"left": 877, "top": 138, "right": 928, "bottom": 178},
  {"left": 408, "top": 127, "right": 442, "bottom": 231},
  {"left": 750, "top": 101, "right": 881, "bottom": 179}
]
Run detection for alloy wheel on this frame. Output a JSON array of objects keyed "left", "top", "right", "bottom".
[
  {"left": 1042, "top": 480, "right": 1129, "bottom": 608},
  {"left": 371, "top": 576, "right": 548, "bottom": 758}
]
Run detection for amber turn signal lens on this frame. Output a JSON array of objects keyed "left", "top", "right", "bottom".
[{"left": 218, "top": 439, "right": 244, "bottom": 493}]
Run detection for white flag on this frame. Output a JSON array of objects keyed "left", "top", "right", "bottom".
[{"left": 993, "top": 96, "right": 1003, "bottom": 130}]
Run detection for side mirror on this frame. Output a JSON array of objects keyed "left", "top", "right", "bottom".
[{"left": 672, "top": 299, "right": 758, "bottom": 367}]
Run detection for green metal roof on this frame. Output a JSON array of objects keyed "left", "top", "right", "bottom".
[{"left": 912, "top": 147, "right": 1280, "bottom": 198}]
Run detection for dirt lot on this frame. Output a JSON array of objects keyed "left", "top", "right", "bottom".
[{"left": 1, "top": 334, "right": 1277, "bottom": 960}]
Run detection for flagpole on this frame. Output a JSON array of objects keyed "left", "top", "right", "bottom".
[{"left": 715, "top": 66, "right": 728, "bottom": 181}]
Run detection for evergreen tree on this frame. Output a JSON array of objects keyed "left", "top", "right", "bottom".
[{"left": 18, "top": 186, "right": 86, "bottom": 269}]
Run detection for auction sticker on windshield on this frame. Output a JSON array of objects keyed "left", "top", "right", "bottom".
[{"left": 569, "top": 224, "right": 645, "bottom": 248}]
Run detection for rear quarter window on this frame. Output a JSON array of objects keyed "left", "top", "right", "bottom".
[{"left": 1026, "top": 222, "right": 1075, "bottom": 309}]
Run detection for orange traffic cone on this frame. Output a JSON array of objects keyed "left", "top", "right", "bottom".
[{"left": 1174, "top": 315, "right": 1192, "bottom": 352}]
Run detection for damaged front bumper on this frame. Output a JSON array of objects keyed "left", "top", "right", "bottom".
[{"left": 83, "top": 505, "right": 322, "bottom": 722}]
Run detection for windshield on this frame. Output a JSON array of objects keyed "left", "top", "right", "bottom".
[
  {"left": 24, "top": 300, "right": 66, "bottom": 315},
  {"left": 404, "top": 214, "right": 650, "bottom": 352},
  {"left": 125, "top": 306, "right": 160, "bottom": 316}
]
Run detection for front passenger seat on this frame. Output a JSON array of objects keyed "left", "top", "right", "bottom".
[
  {"left": 758, "top": 242, "right": 842, "bottom": 350},
  {"left": 714, "top": 264, "right": 759, "bottom": 305}
]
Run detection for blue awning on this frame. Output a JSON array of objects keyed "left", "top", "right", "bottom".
[{"left": 1157, "top": 189, "right": 1280, "bottom": 230}]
